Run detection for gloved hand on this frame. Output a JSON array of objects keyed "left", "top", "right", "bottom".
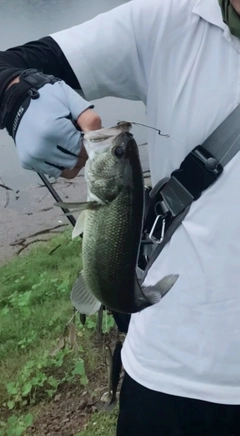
[{"left": 1, "top": 70, "right": 101, "bottom": 179}]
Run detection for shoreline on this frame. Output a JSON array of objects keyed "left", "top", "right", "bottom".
[
  {"left": 0, "top": 145, "right": 149, "bottom": 265},
  {"left": 0, "top": 174, "right": 87, "bottom": 265}
]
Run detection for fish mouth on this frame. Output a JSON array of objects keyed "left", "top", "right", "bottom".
[
  {"left": 116, "top": 121, "right": 132, "bottom": 132},
  {"left": 85, "top": 122, "right": 132, "bottom": 143},
  {"left": 83, "top": 123, "right": 133, "bottom": 156}
]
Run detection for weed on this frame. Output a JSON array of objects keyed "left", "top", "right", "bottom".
[
  {"left": 0, "top": 230, "right": 116, "bottom": 434},
  {"left": 0, "top": 413, "right": 33, "bottom": 436},
  {"left": 79, "top": 409, "right": 118, "bottom": 436}
]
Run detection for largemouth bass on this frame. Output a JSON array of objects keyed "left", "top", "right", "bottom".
[{"left": 57, "top": 122, "right": 178, "bottom": 314}]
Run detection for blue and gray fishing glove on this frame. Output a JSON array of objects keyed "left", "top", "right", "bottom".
[{"left": 0, "top": 69, "right": 93, "bottom": 178}]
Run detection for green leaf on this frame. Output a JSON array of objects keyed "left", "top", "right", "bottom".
[
  {"left": 6, "top": 382, "right": 17, "bottom": 395},
  {"left": 80, "top": 374, "right": 89, "bottom": 386},
  {"left": 46, "top": 389, "right": 54, "bottom": 398},
  {"left": 102, "top": 313, "right": 115, "bottom": 334},
  {"left": 31, "top": 283, "right": 40, "bottom": 290},
  {"left": 15, "top": 427, "right": 24, "bottom": 436},
  {"left": 22, "top": 307, "right": 31, "bottom": 317},
  {"left": 7, "top": 400, "right": 15, "bottom": 410},
  {"left": 7, "top": 415, "right": 18, "bottom": 425},
  {"left": 23, "top": 413, "right": 33, "bottom": 427},
  {"left": 86, "top": 318, "right": 96, "bottom": 329},
  {"left": 22, "top": 382, "right": 32, "bottom": 396},
  {"left": 72, "top": 360, "right": 85, "bottom": 376},
  {"left": 1, "top": 306, "right": 9, "bottom": 316},
  {"left": 78, "top": 344, "right": 84, "bottom": 352},
  {"left": 48, "top": 377, "right": 59, "bottom": 388}
]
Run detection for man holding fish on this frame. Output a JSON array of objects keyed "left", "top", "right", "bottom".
[{"left": 1, "top": 0, "right": 240, "bottom": 434}]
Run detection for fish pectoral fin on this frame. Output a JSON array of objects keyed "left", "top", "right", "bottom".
[
  {"left": 54, "top": 201, "right": 102, "bottom": 211},
  {"left": 71, "top": 273, "right": 101, "bottom": 315},
  {"left": 72, "top": 210, "right": 88, "bottom": 239},
  {"left": 141, "top": 274, "right": 179, "bottom": 305}
]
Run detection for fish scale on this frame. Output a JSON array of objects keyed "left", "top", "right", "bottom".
[{"left": 82, "top": 185, "right": 143, "bottom": 313}]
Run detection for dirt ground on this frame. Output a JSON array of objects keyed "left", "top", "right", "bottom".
[{"left": 28, "top": 331, "right": 122, "bottom": 436}]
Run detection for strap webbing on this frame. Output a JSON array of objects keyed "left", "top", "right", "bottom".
[
  {"left": 143, "top": 104, "right": 240, "bottom": 277},
  {"left": 203, "top": 104, "right": 240, "bottom": 166}
]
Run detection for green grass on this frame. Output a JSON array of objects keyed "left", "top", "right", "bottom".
[
  {"left": 79, "top": 409, "right": 119, "bottom": 436},
  {"left": 0, "top": 231, "right": 80, "bottom": 388},
  {"left": 0, "top": 231, "right": 117, "bottom": 436}
]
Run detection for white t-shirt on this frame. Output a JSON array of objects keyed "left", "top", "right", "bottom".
[{"left": 52, "top": 0, "right": 240, "bottom": 404}]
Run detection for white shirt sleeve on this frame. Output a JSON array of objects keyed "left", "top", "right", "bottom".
[{"left": 51, "top": 0, "right": 167, "bottom": 104}]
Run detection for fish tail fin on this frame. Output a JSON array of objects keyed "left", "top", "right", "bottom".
[{"left": 141, "top": 274, "right": 179, "bottom": 306}]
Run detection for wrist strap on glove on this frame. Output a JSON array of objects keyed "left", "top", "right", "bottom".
[{"left": 0, "top": 69, "right": 60, "bottom": 140}]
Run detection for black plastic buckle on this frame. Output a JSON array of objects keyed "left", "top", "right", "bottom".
[
  {"left": 171, "top": 145, "right": 223, "bottom": 201},
  {"left": 28, "top": 88, "right": 40, "bottom": 99}
]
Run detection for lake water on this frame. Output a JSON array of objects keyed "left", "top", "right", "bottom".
[
  {"left": 0, "top": 1, "right": 148, "bottom": 262},
  {"left": 0, "top": 0, "right": 146, "bottom": 196}
]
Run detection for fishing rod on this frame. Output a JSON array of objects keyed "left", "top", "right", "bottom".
[
  {"left": 37, "top": 173, "right": 76, "bottom": 227},
  {"left": 38, "top": 172, "right": 88, "bottom": 325}
]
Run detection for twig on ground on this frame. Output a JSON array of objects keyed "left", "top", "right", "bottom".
[
  {"left": 97, "top": 305, "right": 104, "bottom": 343},
  {"left": 16, "top": 239, "right": 48, "bottom": 255},
  {"left": 0, "top": 183, "right": 14, "bottom": 191},
  {"left": 48, "top": 244, "right": 61, "bottom": 255},
  {"left": 65, "top": 310, "right": 78, "bottom": 328},
  {"left": 39, "top": 207, "right": 54, "bottom": 212},
  {"left": 10, "top": 238, "right": 26, "bottom": 247},
  {"left": 37, "top": 181, "right": 58, "bottom": 188},
  {"left": 38, "top": 192, "right": 50, "bottom": 203},
  {"left": 0, "top": 176, "right": 12, "bottom": 208},
  {"left": 26, "top": 224, "right": 67, "bottom": 239}
]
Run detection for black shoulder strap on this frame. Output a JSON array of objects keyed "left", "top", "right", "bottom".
[{"left": 143, "top": 104, "right": 240, "bottom": 276}]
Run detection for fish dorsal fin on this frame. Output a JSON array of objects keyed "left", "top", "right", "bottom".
[
  {"left": 71, "top": 272, "right": 101, "bottom": 315},
  {"left": 72, "top": 210, "right": 88, "bottom": 239}
]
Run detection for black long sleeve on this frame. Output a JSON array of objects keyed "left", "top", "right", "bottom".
[{"left": 0, "top": 36, "right": 80, "bottom": 107}]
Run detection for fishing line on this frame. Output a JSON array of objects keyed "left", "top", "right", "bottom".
[
  {"left": 116, "top": 119, "right": 187, "bottom": 149},
  {"left": 117, "top": 120, "right": 170, "bottom": 137},
  {"left": 79, "top": 120, "right": 185, "bottom": 148}
]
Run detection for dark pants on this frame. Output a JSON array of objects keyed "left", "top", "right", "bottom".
[{"left": 117, "top": 372, "right": 240, "bottom": 436}]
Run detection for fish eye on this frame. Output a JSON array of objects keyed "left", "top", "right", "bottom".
[{"left": 113, "top": 145, "right": 125, "bottom": 158}]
